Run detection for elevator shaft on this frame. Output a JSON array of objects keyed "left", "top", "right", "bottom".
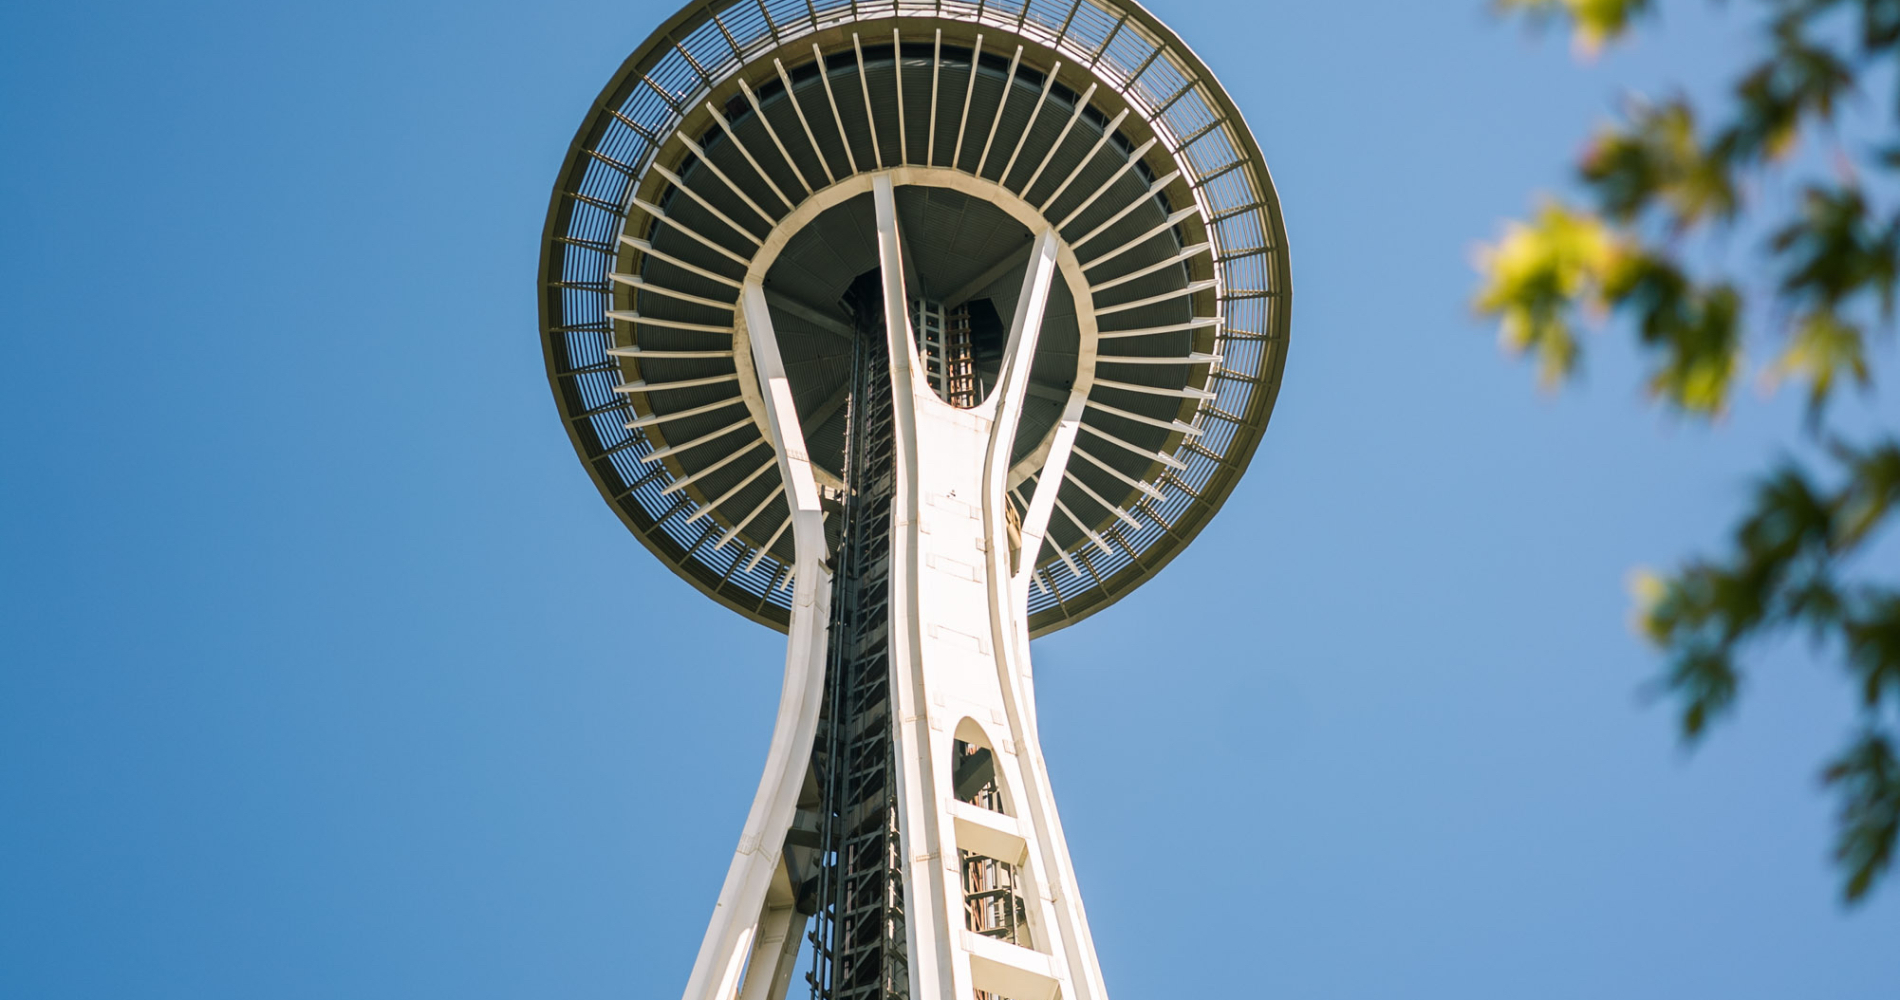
[{"left": 806, "top": 286, "right": 908, "bottom": 1000}]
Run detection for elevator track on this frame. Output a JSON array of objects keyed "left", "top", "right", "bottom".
[{"left": 805, "top": 278, "right": 908, "bottom": 1000}]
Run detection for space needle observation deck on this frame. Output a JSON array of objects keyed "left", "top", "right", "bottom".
[{"left": 536, "top": 2, "right": 1289, "bottom": 997}]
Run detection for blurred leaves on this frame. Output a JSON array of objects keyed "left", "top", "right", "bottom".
[
  {"left": 1480, "top": 0, "right": 1900, "bottom": 904},
  {"left": 1496, "top": 0, "right": 1653, "bottom": 52},
  {"left": 1472, "top": 201, "right": 1616, "bottom": 387},
  {"left": 1471, "top": 204, "right": 1748, "bottom": 412},
  {"left": 1825, "top": 731, "right": 1900, "bottom": 901},
  {"left": 1583, "top": 98, "right": 1737, "bottom": 227},
  {"left": 1603, "top": 251, "right": 1745, "bottom": 412},
  {"left": 1633, "top": 440, "right": 1900, "bottom": 900},
  {"left": 1720, "top": 22, "right": 1853, "bottom": 163},
  {"left": 1768, "top": 309, "right": 1870, "bottom": 417}
]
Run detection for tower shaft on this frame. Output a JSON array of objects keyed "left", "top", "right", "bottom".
[
  {"left": 807, "top": 294, "right": 906, "bottom": 1000},
  {"left": 687, "top": 178, "right": 1105, "bottom": 1000},
  {"left": 540, "top": 8, "right": 1290, "bottom": 999}
]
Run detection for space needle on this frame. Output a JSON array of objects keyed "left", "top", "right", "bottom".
[{"left": 536, "top": 2, "right": 1289, "bottom": 997}]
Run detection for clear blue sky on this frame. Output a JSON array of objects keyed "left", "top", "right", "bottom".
[{"left": 3, "top": 1, "right": 1896, "bottom": 997}]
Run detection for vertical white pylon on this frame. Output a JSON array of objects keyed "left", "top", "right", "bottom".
[
  {"left": 873, "top": 173, "right": 1108, "bottom": 1000},
  {"left": 677, "top": 283, "right": 833, "bottom": 1000},
  {"left": 687, "top": 173, "right": 1108, "bottom": 1000}
]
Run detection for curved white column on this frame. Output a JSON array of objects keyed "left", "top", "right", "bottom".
[
  {"left": 685, "top": 172, "right": 1114, "bottom": 1000},
  {"left": 872, "top": 173, "right": 1110, "bottom": 1000},
  {"left": 678, "top": 282, "right": 833, "bottom": 1000}
]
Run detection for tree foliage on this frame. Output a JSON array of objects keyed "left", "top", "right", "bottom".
[{"left": 1476, "top": 0, "right": 1900, "bottom": 902}]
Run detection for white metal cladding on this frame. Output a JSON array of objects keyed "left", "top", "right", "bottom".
[{"left": 539, "top": 0, "right": 1290, "bottom": 635}]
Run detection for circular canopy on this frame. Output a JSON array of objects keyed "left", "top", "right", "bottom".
[{"left": 539, "top": 0, "right": 1290, "bottom": 636}]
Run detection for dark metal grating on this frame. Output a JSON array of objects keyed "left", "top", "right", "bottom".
[{"left": 539, "top": 0, "right": 1291, "bottom": 636}]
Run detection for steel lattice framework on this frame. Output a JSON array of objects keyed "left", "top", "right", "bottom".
[
  {"left": 540, "top": 4, "right": 1289, "bottom": 999},
  {"left": 539, "top": 0, "right": 1290, "bottom": 637}
]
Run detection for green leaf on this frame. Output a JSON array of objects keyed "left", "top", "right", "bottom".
[
  {"left": 1833, "top": 440, "right": 1900, "bottom": 550},
  {"left": 1582, "top": 98, "right": 1738, "bottom": 228},
  {"left": 1487, "top": 0, "right": 1900, "bottom": 907},
  {"left": 1473, "top": 200, "right": 1618, "bottom": 387},
  {"left": 1717, "top": 21, "right": 1855, "bottom": 165},
  {"left": 1841, "top": 593, "right": 1900, "bottom": 709},
  {"left": 1495, "top": 0, "right": 1652, "bottom": 52},
  {"left": 1823, "top": 731, "right": 1900, "bottom": 903},
  {"left": 1768, "top": 311, "right": 1871, "bottom": 419},
  {"left": 1600, "top": 253, "right": 1744, "bottom": 414},
  {"left": 1770, "top": 186, "right": 1900, "bottom": 318}
]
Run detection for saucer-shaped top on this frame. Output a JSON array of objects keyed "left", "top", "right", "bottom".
[{"left": 539, "top": 0, "right": 1289, "bottom": 636}]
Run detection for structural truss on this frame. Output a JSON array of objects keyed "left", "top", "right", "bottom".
[
  {"left": 538, "top": 3, "right": 1290, "bottom": 999},
  {"left": 539, "top": 0, "right": 1291, "bottom": 638}
]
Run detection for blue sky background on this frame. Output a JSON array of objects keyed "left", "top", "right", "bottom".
[{"left": 3, "top": 1, "right": 1897, "bottom": 997}]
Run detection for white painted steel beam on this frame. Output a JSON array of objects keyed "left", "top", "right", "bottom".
[
  {"left": 652, "top": 164, "right": 765, "bottom": 245},
  {"left": 625, "top": 394, "right": 746, "bottom": 429},
  {"left": 927, "top": 30, "right": 943, "bottom": 166},
  {"left": 608, "top": 272, "right": 739, "bottom": 312},
  {"left": 1094, "top": 315, "right": 1220, "bottom": 339},
  {"left": 618, "top": 235, "right": 744, "bottom": 289},
  {"left": 606, "top": 346, "right": 738, "bottom": 359},
  {"left": 1055, "top": 136, "right": 1157, "bottom": 230},
  {"left": 852, "top": 35, "right": 883, "bottom": 169},
  {"left": 1038, "top": 108, "right": 1130, "bottom": 212},
  {"left": 713, "top": 482, "right": 784, "bottom": 549},
  {"left": 812, "top": 42, "right": 858, "bottom": 175},
  {"left": 658, "top": 436, "right": 767, "bottom": 494},
  {"left": 1052, "top": 491, "right": 1115, "bottom": 555},
  {"left": 1017, "top": 476, "right": 1086, "bottom": 577},
  {"left": 737, "top": 77, "right": 814, "bottom": 194},
  {"left": 640, "top": 416, "right": 757, "bottom": 463},
  {"left": 742, "top": 511, "right": 791, "bottom": 573},
  {"left": 893, "top": 28, "right": 909, "bottom": 164},
  {"left": 702, "top": 103, "right": 797, "bottom": 210},
  {"left": 1077, "top": 206, "right": 1200, "bottom": 270},
  {"left": 773, "top": 58, "right": 835, "bottom": 184},
  {"left": 605, "top": 310, "right": 737, "bottom": 334},
  {"left": 998, "top": 60, "right": 1061, "bottom": 184},
  {"left": 1062, "top": 467, "right": 1144, "bottom": 530},
  {"left": 1077, "top": 420, "right": 1189, "bottom": 470},
  {"left": 1020, "top": 82, "right": 1097, "bottom": 196},
  {"left": 736, "top": 900, "right": 802, "bottom": 1000},
  {"left": 873, "top": 174, "right": 916, "bottom": 377},
  {"left": 951, "top": 35, "right": 984, "bottom": 172},
  {"left": 1092, "top": 278, "right": 1218, "bottom": 316},
  {"left": 675, "top": 278, "right": 834, "bottom": 1000},
  {"left": 1091, "top": 375, "right": 1216, "bottom": 400},
  {"left": 1087, "top": 242, "right": 1210, "bottom": 293},
  {"left": 632, "top": 195, "right": 755, "bottom": 266},
  {"left": 1069, "top": 169, "right": 1180, "bottom": 249},
  {"left": 1095, "top": 351, "right": 1221, "bottom": 366},
  {"left": 1085, "top": 398, "right": 1202, "bottom": 437},
  {"left": 974, "top": 46, "right": 1024, "bottom": 178},
  {"left": 613, "top": 372, "right": 742, "bottom": 394},
  {"left": 1071, "top": 443, "right": 1167, "bottom": 500},
  {"left": 675, "top": 132, "right": 779, "bottom": 226},
  {"left": 684, "top": 455, "right": 778, "bottom": 523}
]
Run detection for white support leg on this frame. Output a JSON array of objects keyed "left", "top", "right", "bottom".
[
  {"left": 873, "top": 172, "right": 1110, "bottom": 1000},
  {"left": 737, "top": 899, "right": 805, "bottom": 1000},
  {"left": 687, "top": 172, "right": 1113, "bottom": 1000},
  {"left": 677, "top": 283, "right": 834, "bottom": 1000}
]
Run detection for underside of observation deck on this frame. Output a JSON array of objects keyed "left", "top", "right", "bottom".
[
  {"left": 539, "top": 6, "right": 1292, "bottom": 1000},
  {"left": 540, "top": 1, "right": 1290, "bottom": 636}
]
